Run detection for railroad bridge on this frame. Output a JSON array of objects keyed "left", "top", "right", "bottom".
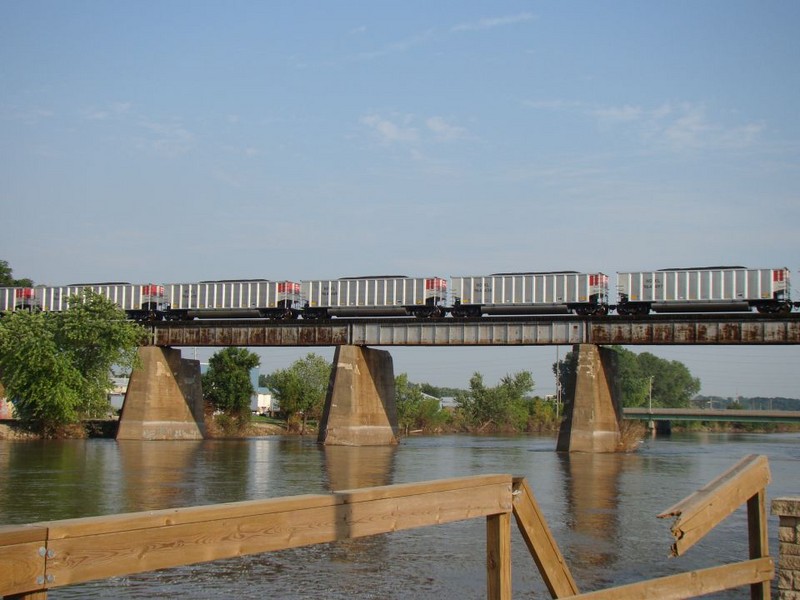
[{"left": 117, "top": 314, "right": 800, "bottom": 450}]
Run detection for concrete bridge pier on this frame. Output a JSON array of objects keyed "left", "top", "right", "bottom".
[
  {"left": 557, "top": 344, "right": 622, "bottom": 453},
  {"left": 318, "top": 345, "right": 399, "bottom": 446},
  {"left": 116, "top": 347, "right": 205, "bottom": 440}
]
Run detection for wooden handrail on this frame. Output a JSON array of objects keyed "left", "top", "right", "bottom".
[
  {"left": 1, "top": 474, "right": 513, "bottom": 599},
  {"left": 657, "top": 454, "right": 771, "bottom": 556},
  {"left": 0, "top": 456, "right": 777, "bottom": 600}
]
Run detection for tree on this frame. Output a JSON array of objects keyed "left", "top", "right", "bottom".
[
  {"left": 202, "top": 347, "right": 260, "bottom": 425},
  {"left": 0, "top": 289, "right": 145, "bottom": 435},
  {"left": 0, "top": 260, "right": 33, "bottom": 287},
  {"left": 552, "top": 346, "right": 701, "bottom": 409},
  {"left": 263, "top": 353, "right": 331, "bottom": 433},
  {"left": 455, "top": 371, "right": 535, "bottom": 431},
  {"left": 395, "top": 373, "right": 449, "bottom": 434}
]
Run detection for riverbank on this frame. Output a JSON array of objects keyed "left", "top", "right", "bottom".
[
  {"left": 0, "top": 419, "right": 288, "bottom": 440},
  {"left": 1, "top": 418, "right": 795, "bottom": 441}
]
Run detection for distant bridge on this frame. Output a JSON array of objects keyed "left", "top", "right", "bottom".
[
  {"left": 147, "top": 313, "right": 800, "bottom": 347},
  {"left": 623, "top": 407, "right": 800, "bottom": 423}
]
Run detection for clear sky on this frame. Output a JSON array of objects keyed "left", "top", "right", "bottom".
[{"left": 2, "top": 2, "right": 799, "bottom": 398}]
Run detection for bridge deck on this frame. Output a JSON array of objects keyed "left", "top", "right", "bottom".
[
  {"left": 623, "top": 407, "right": 800, "bottom": 423},
  {"left": 148, "top": 314, "right": 800, "bottom": 347}
]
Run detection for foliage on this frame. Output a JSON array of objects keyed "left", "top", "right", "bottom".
[
  {"left": 455, "top": 371, "right": 535, "bottom": 431},
  {"left": 0, "top": 290, "right": 145, "bottom": 434},
  {"left": 202, "top": 347, "right": 260, "bottom": 425},
  {"left": 529, "top": 396, "right": 560, "bottom": 430},
  {"left": 0, "top": 259, "right": 33, "bottom": 287},
  {"left": 263, "top": 352, "right": 331, "bottom": 433},
  {"left": 418, "top": 382, "right": 464, "bottom": 399},
  {"left": 553, "top": 346, "right": 701, "bottom": 409},
  {"left": 395, "top": 373, "right": 449, "bottom": 433}
]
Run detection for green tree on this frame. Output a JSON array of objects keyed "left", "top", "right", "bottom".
[
  {"left": 264, "top": 353, "right": 331, "bottom": 433},
  {"left": 553, "top": 346, "right": 701, "bottom": 409},
  {"left": 0, "top": 260, "right": 34, "bottom": 287},
  {"left": 455, "top": 371, "right": 535, "bottom": 431},
  {"left": 0, "top": 290, "right": 144, "bottom": 435},
  {"left": 637, "top": 351, "right": 700, "bottom": 408},
  {"left": 395, "top": 373, "right": 449, "bottom": 434},
  {"left": 202, "top": 347, "right": 260, "bottom": 425}
]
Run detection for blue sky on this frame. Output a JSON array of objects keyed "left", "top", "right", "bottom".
[{"left": 2, "top": 2, "right": 799, "bottom": 398}]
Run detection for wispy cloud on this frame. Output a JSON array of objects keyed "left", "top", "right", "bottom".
[
  {"left": 83, "top": 102, "right": 132, "bottom": 121},
  {"left": 361, "top": 114, "right": 419, "bottom": 143},
  {"left": 360, "top": 113, "right": 470, "bottom": 145},
  {"left": 354, "top": 12, "right": 535, "bottom": 62},
  {"left": 355, "top": 29, "right": 436, "bottom": 61},
  {"left": 425, "top": 116, "right": 467, "bottom": 141},
  {"left": 136, "top": 119, "right": 195, "bottom": 157},
  {"left": 451, "top": 12, "right": 536, "bottom": 33},
  {"left": 1, "top": 106, "right": 55, "bottom": 124},
  {"left": 529, "top": 99, "right": 764, "bottom": 152}
]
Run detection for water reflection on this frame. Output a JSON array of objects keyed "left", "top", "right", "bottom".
[
  {"left": 321, "top": 445, "right": 399, "bottom": 574},
  {"left": 0, "top": 440, "right": 114, "bottom": 523},
  {"left": 322, "top": 445, "right": 397, "bottom": 491},
  {"left": 116, "top": 440, "right": 204, "bottom": 511},
  {"left": 558, "top": 452, "right": 623, "bottom": 587}
]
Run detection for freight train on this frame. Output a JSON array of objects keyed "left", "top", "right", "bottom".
[{"left": 0, "top": 267, "right": 795, "bottom": 321}]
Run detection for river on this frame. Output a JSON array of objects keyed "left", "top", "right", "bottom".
[{"left": 1, "top": 432, "right": 798, "bottom": 599}]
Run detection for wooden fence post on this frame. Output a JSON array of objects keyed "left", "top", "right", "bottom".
[
  {"left": 747, "top": 489, "right": 770, "bottom": 600},
  {"left": 486, "top": 512, "right": 512, "bottom": 600}
]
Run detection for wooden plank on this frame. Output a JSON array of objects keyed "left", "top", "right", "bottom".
[
  {"left": 43, "top": 474, "right": 511, "bottom": 539},
  {"left": 0, "top": 526, "right": 49, "bottom": 597},
  {"left": 560, "top": 557, "right": 773, "bottom": 600},
  {"left": 0, "top": 541, "right": 47, "bottom": 598},
  {"left": 0, "top": 524, "right": 48, "bottom": 547},
  {"left": 486, "top": 513, "right": 512, "bottom": 600},
  {"left": 657, "top": 454, "right": 770, "bottom": 556},
  {"left": 747, "top": 489, "right": 770, "bottom": 600},
  {"left": 45, "top": 477, "right": 512, "bottom": 587},
  {"left": 511, "top": 477, "right": 579, "bottom": 598}
]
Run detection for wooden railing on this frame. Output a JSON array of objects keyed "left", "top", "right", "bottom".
[
  {"left": 560, "top": 454, "right": 774, "bottom": 600},
  {"left": 0, "top": 456, "right": 775, "bottom": 599}
]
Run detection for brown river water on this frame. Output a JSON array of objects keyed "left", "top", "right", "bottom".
[{"left": 1, "top": 432, "right": 798, "bottom": 599}]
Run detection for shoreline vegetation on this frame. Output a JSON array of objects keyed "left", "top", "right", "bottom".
[{"left": 1, "top": 416, "right": 797, "bottom": 442}]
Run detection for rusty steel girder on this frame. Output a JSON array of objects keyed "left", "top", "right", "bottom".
[{"left": 146, "top": 316, "right": 800, "bottom": 347}]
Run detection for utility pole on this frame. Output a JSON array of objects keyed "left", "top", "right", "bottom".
[{"left": 555, "top": 346, "right": 562, "bottom": 421}]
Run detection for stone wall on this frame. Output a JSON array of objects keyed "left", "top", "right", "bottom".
[{"left": 773, "top": 497, "right": 800, "bottom": 599}]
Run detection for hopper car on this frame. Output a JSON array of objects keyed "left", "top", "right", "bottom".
[
  {"left": 450, "top": 272, "right": 609, "bottom": 317},
  {"left": 301, "top": 276, "right": 448, "bottom": 319},
  {"left": 616, "top": 267, "right": 792, "bottom": 316},
  {"left": 163, "top": 280, "right": 302, "bottom": 320}
]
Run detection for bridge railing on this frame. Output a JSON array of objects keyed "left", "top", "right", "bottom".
[{"left": 0, "top": 457, "right": 775, "bottom": 599}]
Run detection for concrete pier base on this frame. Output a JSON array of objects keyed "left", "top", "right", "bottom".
[
  {"left": 318, "top": 345, "right": 399, "bottom": 446},
  {"left": 557, "top": 344, "right": 622, "bottom": 453},
  {"left": 116, "top": 347, "right": 205, "bottom": 440}
]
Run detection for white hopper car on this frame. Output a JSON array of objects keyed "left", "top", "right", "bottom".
[
  {"left": 616, "top": 267, "right": 792, "bottom": 316},
  {"left": 450, "top": 272, "right": 609, "bottom": 317},
  {"left": 301, "top": 276, "right": 448, "bottom": 319}
]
